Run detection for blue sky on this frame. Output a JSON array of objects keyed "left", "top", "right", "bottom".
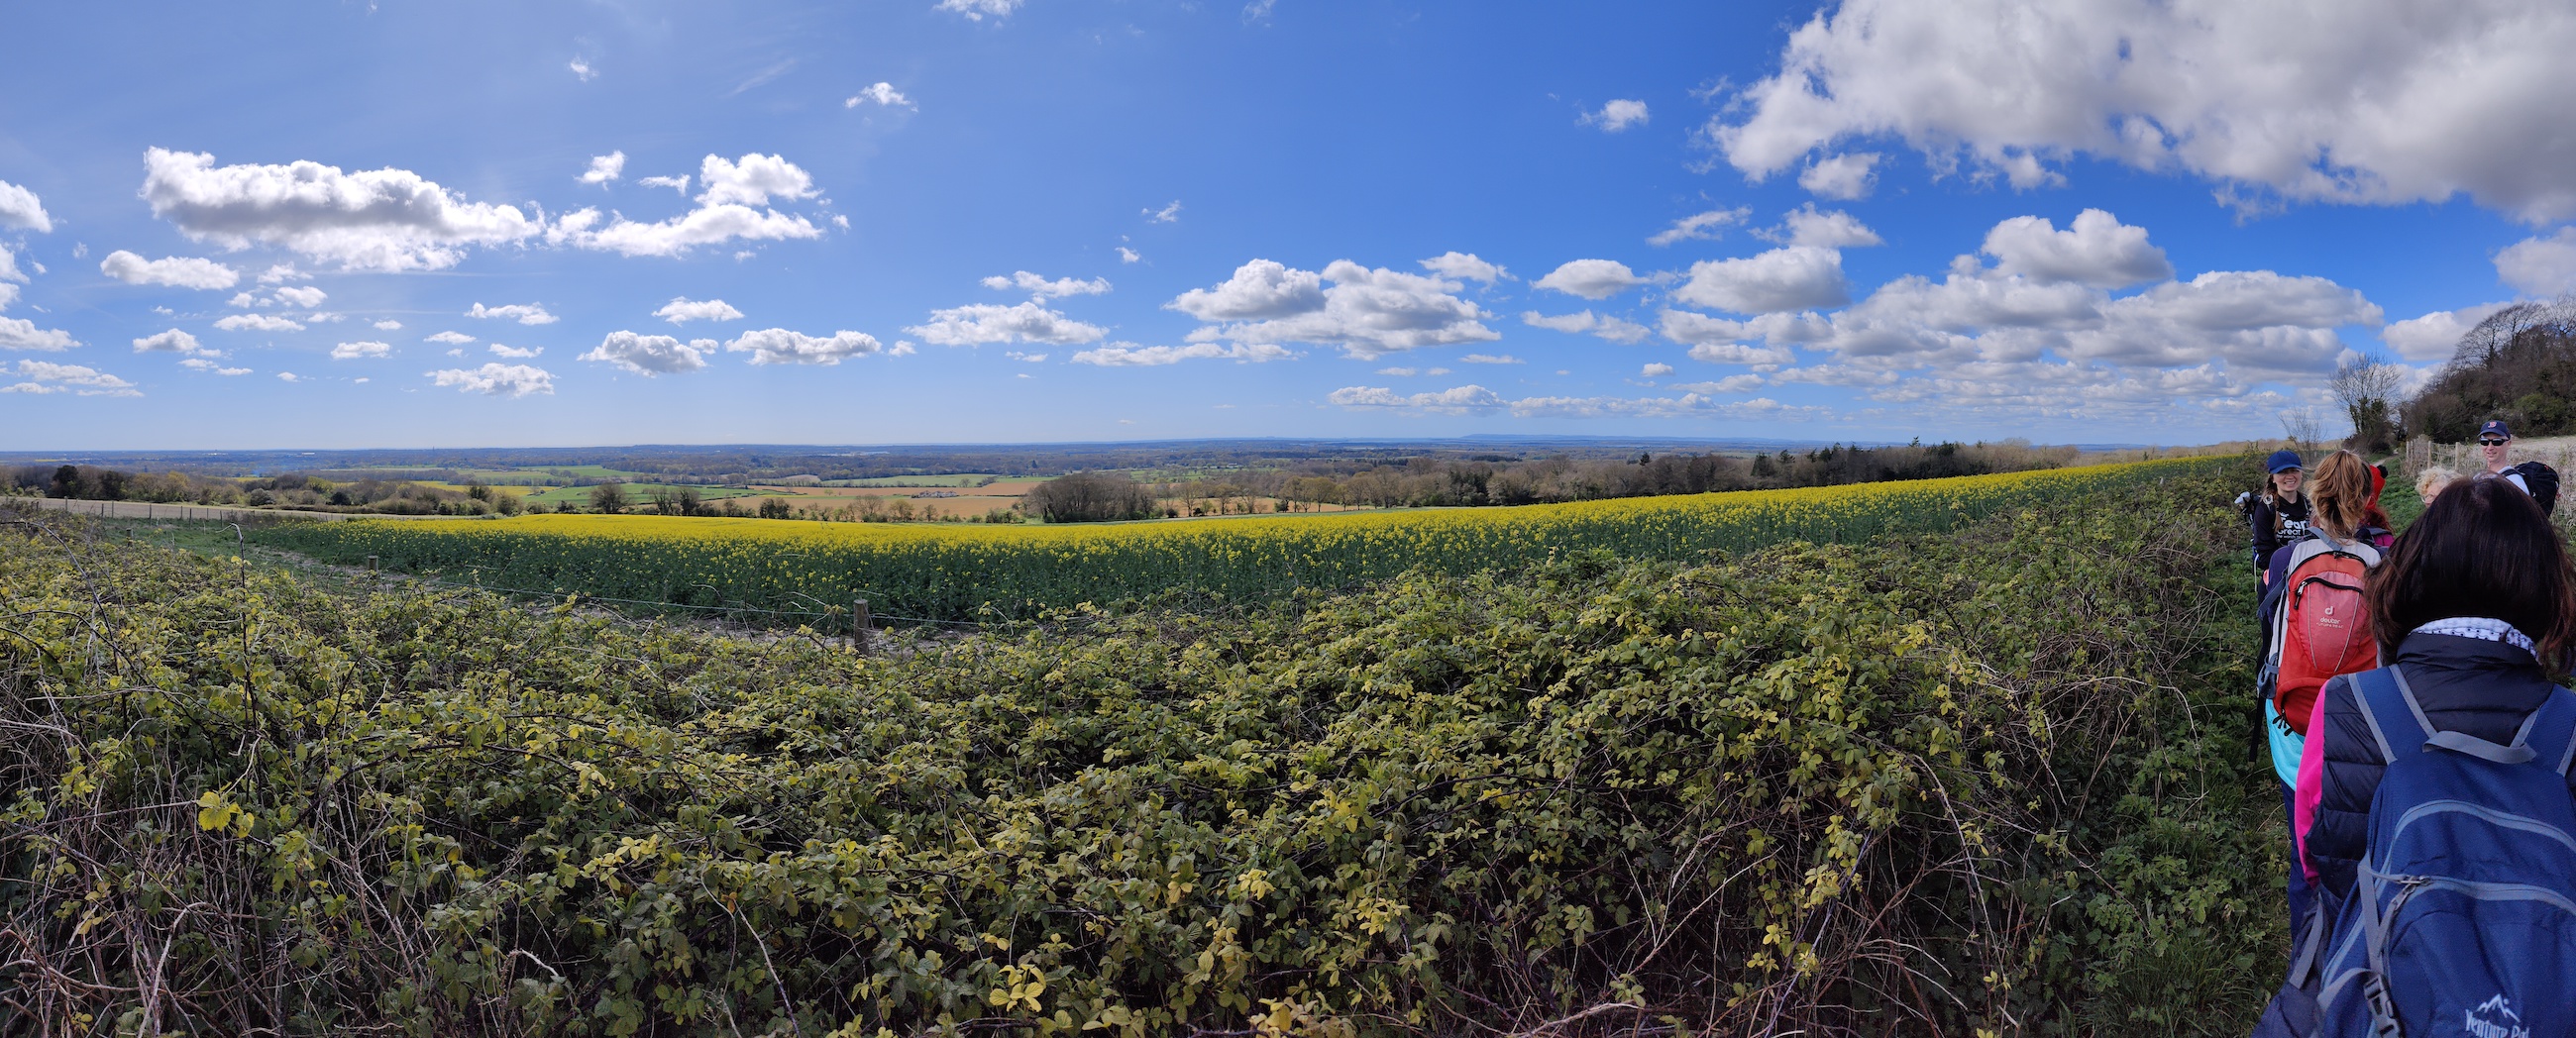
[{"left": 3, "top": 0, "right": 2572, "bottom": 449}]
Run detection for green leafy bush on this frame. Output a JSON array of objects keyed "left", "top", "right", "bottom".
[{"left": 0, "top": 464, "right": 2279, "bottom": 1036}]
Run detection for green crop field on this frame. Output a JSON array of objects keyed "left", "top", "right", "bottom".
[
  {"left": 0, "top": 457, "right": 2281, "bottom": 1035},
  {"left": 824, "top": 473, "right": 1009, "bottom": 487},
  {"left": 253, "top": 457, "right": 2227, "bottom": 622},
  {"left": 516, "top": 482, "right": 782, "bottom": 505}
]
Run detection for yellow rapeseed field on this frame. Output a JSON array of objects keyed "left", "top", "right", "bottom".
[{"left": 256, "top": 456, "right": 2227, "bottom": 621}]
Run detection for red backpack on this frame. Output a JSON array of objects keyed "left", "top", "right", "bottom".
[{"left": 2268, "top": 532, "right": 2382, "bottom": 734}]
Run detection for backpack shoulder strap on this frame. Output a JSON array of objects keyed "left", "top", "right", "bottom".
[
  {"left": 2514, "top": 687, "right": 2576, "bottom": 778},
  {"left": 2351, "top": 667, "right": 2422, "bottom": 765}
]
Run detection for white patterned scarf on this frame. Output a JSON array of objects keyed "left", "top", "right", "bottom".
[{"left": 2412, "top": 617, "right": 2537, "bottom": 661}]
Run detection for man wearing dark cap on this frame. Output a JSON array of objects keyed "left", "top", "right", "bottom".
[
  {"left": 2477, "top": 419, "right": 2560, "bottom": 515},
  {"left": 2479, "top": 420, "right": 2528, "bottom": 493},
  {"left": 2247, "top": 449, "right": 2309, "bottom": 573}
]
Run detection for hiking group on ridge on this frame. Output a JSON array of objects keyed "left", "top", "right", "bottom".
[{"left": 2239, "top": 422, "right": 2574, "bottom": 1036}]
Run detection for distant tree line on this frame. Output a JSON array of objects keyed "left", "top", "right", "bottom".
[
  {"left": 6, "top": 465, "right": 523, "bottom": 516},
  {"left": 2400, "top": 300, "right": 2576, "bottom": 443},
  {"left": 1131, "top": 440, "right": 2081, "bottom": 513}
]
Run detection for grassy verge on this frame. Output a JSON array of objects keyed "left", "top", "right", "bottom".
[{"left": 0, "top": 466, "right": 2279, "bottom": 1036}]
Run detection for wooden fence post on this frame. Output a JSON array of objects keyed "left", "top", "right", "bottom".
[{"left": 853, "top": 598, "right": 871, "bottom": 651}]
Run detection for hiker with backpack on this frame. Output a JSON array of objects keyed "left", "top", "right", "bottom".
[
  {"left": 2256, "top": 451, "right": 2390, "bottom": 939},
  {"left": 2477, "top": 418, "right": 2562, "bottom": 516},
  {"left": 2254, "top": 476, "right": 2576, "bottom": 1036},
  {"left": 2245, "top": 450, "right": 2311, "bottom": 574}
]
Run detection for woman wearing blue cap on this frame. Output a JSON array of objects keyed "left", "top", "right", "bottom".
[{"left": 2245, "top": 449, "right": 2310, "bottom": 573}]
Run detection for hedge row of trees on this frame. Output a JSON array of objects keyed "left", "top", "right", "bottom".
[
  {"left": 2399, "top": 299, "right": 2576, "bottom": 444},
  {"left": 1132, "top": 440, "right": 2082, "bottom": 513}
]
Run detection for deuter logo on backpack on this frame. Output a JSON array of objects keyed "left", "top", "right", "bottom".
[
  {"left": 2470, "top": 994, "right": 2528, "bottom": 1038},
  {"left": 2268, "top": 534, "right": 2381, "bottom": 735}
]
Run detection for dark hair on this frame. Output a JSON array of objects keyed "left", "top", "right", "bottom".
[{"left": 2366, "top": 475, "right": 2576, "bottom": 661}]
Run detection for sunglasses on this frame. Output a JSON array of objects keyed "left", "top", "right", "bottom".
[{"left": 2480, "top": 437, "right": 2511, "bottom": 446}]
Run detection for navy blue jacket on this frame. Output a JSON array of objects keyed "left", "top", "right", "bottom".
[{"left": 2301, "top": 632, "right": 2565, "bottom": 898}]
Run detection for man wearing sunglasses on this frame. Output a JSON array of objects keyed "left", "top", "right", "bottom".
[{"left": 2477, "top": 419, "right": 2560, "bottom": 516}]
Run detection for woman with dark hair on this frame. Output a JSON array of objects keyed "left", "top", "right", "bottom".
[{"left": 2294, "top": 475, "right": 2576, "bottom": 900}]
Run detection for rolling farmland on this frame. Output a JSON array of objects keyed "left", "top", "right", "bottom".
[
  {"left": 253, "top": 456, "right": 2226, "bottom": 621},
  {"left": 1, "top": 454, "right": 2279, "bottom": 1035}
]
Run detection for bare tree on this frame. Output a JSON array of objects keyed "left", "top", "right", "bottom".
[
  {"left": 2329, "top": 350, "right": 2407, "bottom": 453},
  {"left": 2281, "top": 408, "right": 2325, "bottom": 453}
]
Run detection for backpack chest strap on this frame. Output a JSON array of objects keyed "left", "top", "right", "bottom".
[{"left": 2352, "top": 665, "right": 2576, "bottom": 773}]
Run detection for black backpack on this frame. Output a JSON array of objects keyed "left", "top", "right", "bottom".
[{"left": 2514, "top": 461, "right": 2561, "bottom": 516}]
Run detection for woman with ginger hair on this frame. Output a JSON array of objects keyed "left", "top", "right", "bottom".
[{"left": 2257, "top": 451, "right": 2391, "bottom": 936}]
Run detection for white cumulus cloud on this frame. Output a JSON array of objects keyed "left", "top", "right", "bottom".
[
  {"left": 1534, "top": 259, "right": 1647, "bottom": 299},
  {"left": 0, "top": 180, "right": 52, "bottom": 233},
  {"left": 100, "top": 251, "right": 240, "bottom": 289},
  {"left": 694, "top": 154, "right": 815, "bottom": 208},
  {"left": 908, "top": 302, "right": 1107, "bottom": 347},
  {"left": 133, "top": 329, "right": 210, "bottom": 355},
  {"left": 553, "top": 154, "right": 824, "bottom": 258},
  {"left": 0, "top": 315, "right": 78, "bottom": 352},
  {"left": 1648, "top": 207, "right": 1752, "bottom": 247},
  {"left": 1672, "top": 247, "right": 1851, "bottom": 313},
  {"left": 330, "top": 341, "right": 392, "bottom": 360},
  {"left": 1419, "top": 252, "right": 1508, "bottom": 283},
  {"left": 179, "top": 358, "right": 252, "bottom": 375},
  {"left": 1982, "top": 209, "right": 2172, "bottom": 287},
  {"left": 1145, "top": 200, "right": 1182, "bottom": 224},
  {"left": 1712, "top": 0, "right": 2576, "bottom": 221},
  {"left": 1796, "top": 153, "right": 1880, "bottom": 201},
  {"left": 981, "top": 270, "right": 1112, "bottom": 301},
  {"left": 1171, "top": 260, "right": 1498, "bottom": 361},
  {"left": 2498, "top": 228, "right": 2576, "bottom": 297},
  {"left": 140, "top": 148, "right": 547, "bottom": 271},
  {"left": 5, "top": 360, "right": 138, "bottom": 397},
  {"left": 1767, "top": 204, "right": 1883, "bottom": 249},
  {"left": 488, "top": 344, "right": 542, "bottom": 359},
  {"left": 1521, "top": 310, "right": 1651, "bottom": 344},
  {"left": 582, "top": 330, "right": 716, "bottom": 375},
  {"left": 724, "top": 328, "right": 884, "bottom": 364},
  {"left": 429, "top": 363, "right": 554, "bottom": 397},
  {"left": 847, "top": 83, "right": 914, "bottom": 109},
  {"left": 1583, "top": 99, "right": 1650, "bottom": 133},
  {"left": 1068, "top": 341, "right": 1293, "bottom": 366},
  {"left": 1642, "top": 363, "right": 1675, "bottom": 377},
  {"left": 1168, "top": 260, "right": 1324, "bottom": 320},
  {"left": 578, "top": 152, "right": 626, "bottom": 185},
  {"left": 2384, "top": 302, "right": 2512, "bottom": 363},
  {"left": 654, "top": 297, "right": 745, "bottom": 324},
  {"left": 467, "top": 302, "right": 558, "bottom": 325},
  {"left": 936, "top": 0, "right": 1021, "bottom": 20},
  {"left": 426, "top": 330, "right": 476, "bottom": 345},
  {"left": 1117, "top": 247, "right": 1141, "bottom": 263},
  {"left": 215, "top": 313, "right": 305, "bottom": 333},
  {"left": 270, "top": 284, "right": 328, "bottom": 308},
  {"left": 374, "top": 319, "right": 402, "bottom": 330},
  {"left": 1327, "top": 384, "right": 1506, "bottom": 413}
]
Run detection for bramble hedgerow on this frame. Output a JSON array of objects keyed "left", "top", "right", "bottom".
[{"left": 0, "top": 460, "right": 2280, "bottom": 1035}]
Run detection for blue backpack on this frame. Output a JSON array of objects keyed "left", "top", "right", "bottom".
[{"left": 2258, "top": 665, "right": 2576, "bottom": 1037}]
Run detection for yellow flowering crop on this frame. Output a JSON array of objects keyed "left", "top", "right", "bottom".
[{"left": 258, "top": 457, "right": 2227, "bottom": 622}]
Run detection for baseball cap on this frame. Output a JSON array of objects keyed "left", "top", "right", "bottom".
[
  {"left": 2267, "top": 449, "right": 2305, "bottom": 473},
  {"left": 2480, "top": 419, "right": 2513, "bottom": 441}
]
